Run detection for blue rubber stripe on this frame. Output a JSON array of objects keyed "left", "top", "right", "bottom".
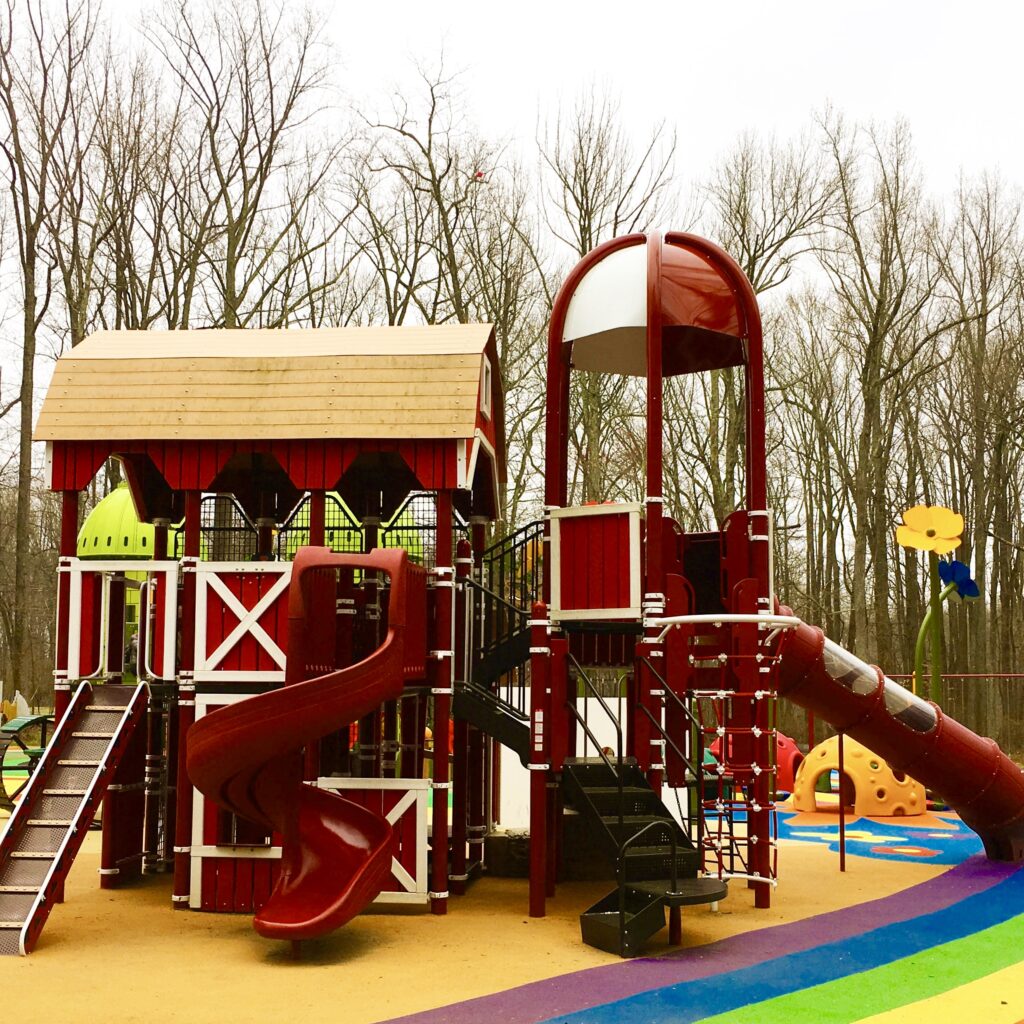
[{"left": 542, "top": 866, "right": 1024, "bottom": 1024}]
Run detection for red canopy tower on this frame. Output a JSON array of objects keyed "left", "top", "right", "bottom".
[{"left": 529, "top": 231, "right": 780, "bottom": 934}]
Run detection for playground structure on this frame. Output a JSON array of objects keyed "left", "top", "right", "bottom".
[
  {"left": 1, "top": 231, "right": 1023, "bottom": 959},
  {"left": 0, "top": 714, "right": 52, "bottom": 811},
  {"left": 791, "top": 735, "right": 926, "bottom": 818}
]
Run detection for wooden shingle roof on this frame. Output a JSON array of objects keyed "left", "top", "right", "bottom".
[{"left": 35, "top": 325, "right": 495, "bottom": 442}]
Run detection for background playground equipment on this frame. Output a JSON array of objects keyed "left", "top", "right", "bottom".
[
  {"left": 775, "top": 732, "right": 804, "bottom": 794},
  {"left": 791, "top": 735, "right": 926, "bottom": 817},
  {"left": 5, "top": 230, "right": 1022, "bottom": 961},
  {"left": 0, "top": 714, "right": 53, "bottom": 810}
]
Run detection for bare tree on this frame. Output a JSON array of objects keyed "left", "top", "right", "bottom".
[
  {"left": 150, "top": 0, "right": 344, "bottom": 329},
  {"left": 539, "top": 90, "right": 676, "bottom": 503},
  {"left": 0, "top": 0, "right": 98, "bottom": 697}
]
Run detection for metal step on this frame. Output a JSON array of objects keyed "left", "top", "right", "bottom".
[
  {"left": 43, "top": 789, "right": 87, "bottom": 797},
  {"left": 622, "top": 844, "right": 701, "bottom": 882},
  {"left": 600, "top": 814, "right": 689, "bottom": 846},
  {"left": 0, "top": 886, "right": 36, "bottom": 894},
  {"left": 580, "top": 885, "right": 665, "bottom": 958},
  {"left": 630, "top": 876, "right": 729, "bottom": 908},
  {"left": 84, "top": 706, "right": 126, "bottom": 712},
  {"left": 26, "top": 820, "right": 73, "bottom": 828},
  {"left": 10, "top": 853, "right": 54, "bottom": 861},
  {"left": 71, "top": 732, "right": 115, "bottom": 740},
  {"left": 57, "top": 760, "right": 102, "bottom": 767}
]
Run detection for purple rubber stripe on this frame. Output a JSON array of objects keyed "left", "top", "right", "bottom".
[{"left": 384, "top": 856, "right": 1016, "bottom": 1024}]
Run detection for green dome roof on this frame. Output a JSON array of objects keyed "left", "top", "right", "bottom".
[{"left": 77, "top": 483, "right": 173, "bottom": 559}]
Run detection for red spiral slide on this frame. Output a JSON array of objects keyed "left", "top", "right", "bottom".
[
  {"left": 778, "top": 619, "right": 1024, "bottom": 862},
  {"left": 187, "top": 547, "right": 423, "bottom": 942}
]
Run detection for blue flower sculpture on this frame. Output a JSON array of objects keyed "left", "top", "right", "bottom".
[{"left": 937, "top": 559, "right": 980, "bottom": 599}]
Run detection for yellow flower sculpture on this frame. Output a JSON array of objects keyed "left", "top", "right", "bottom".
[{"left": 895, "top": 505, "right": 963, "bottom": 554}]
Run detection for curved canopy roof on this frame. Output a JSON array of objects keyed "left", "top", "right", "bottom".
[
  {"left": 561, "top": 236, "right": 750, "bottom": 377},
  {"left": 77, "top": 482, "right": 176, "bottom": 558}
]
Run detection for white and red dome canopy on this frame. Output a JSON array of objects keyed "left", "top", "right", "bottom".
[{"left": 559, "top": 232, "right": 755, "bottom": 377}]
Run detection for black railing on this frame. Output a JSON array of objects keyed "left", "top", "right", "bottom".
[
  {"left": 567, "top": 652, "right": 624, "bottom": 829},
  {"left": 616, "top": 820, "right": 678, "bottom": 957},
  {"left": 275, "top": 493, "right": 363, "bottom": 559},
  {"left": 461, "top": 520, "right": 543, "bottom": 717},
  {"left": 480, "top": 520, "right": 543, "bottom": 633},
  {"left": 638, "top": 654, "right": 705, "bottom": 857},
  {"left": 463, "top": 576, "right": 530, "bottom": 716}
]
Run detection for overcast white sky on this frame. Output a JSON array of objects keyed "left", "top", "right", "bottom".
[
  {"left": 322, "top": 0, "right": 1022, "bottom": 193},
  {"left": 6, "top": 0, "right": 1024, "bottom": 434},
  {"left": 107, "top": 0, "right": 1024, "bottom": 194}
]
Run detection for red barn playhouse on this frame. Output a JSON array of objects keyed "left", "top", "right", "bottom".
[{"left": 4, "top": 231, "right": 1024, "bottom": 958}]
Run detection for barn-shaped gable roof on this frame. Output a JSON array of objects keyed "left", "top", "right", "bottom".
[{"left": 35, "top": 325, "right": 497, "bottom": 442}]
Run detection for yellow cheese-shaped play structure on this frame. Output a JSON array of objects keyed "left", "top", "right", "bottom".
[{"left": 792, "top": 735, "right": 926, "bottom": 817}]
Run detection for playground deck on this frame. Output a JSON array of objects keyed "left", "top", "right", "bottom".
[{"left": 3, "top": 802, "right": 1020, "bottom": 1023}]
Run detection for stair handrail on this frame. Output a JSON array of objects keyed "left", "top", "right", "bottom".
[
  {"left": 615, "top": 819, "right": 678, "bottom": 958},
  {"left": 14, "top": 681, "right": 146, "bottom": 955},
  {"left": 566, "top": 651, "right": 624, "bottom": 829},
  {"left": 461, "top": 576, "right": 529, "bottom": 618},
  {"left": 0, "top": 682, "right": 92, "bottom": 854},
  {"left": 457, "top": 678, "right": 530, "bottom": 723},
  {"left": 480, "top": 520, "right": 544, "bottom": 612},
  {"left": 638, "top": 654, "right": 706, "bottom": 857}
]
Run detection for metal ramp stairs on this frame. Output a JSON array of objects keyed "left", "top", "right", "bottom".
[
  {"left": 0, "top": 682, "right": 146, "bottom": 955},
  {"left": 563, "top": 758, "right": 727, "bottom": 957}
]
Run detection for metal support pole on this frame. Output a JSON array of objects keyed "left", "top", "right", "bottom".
[
  {"left": 529, "top": 603, "right": 550, "bottom": 918},
  {"left": 172, "top": 489, "right": 201, "bottom": 908},
  {"left": 430, "top": 491, "right": 454, "bottom": 915},
  {"left": 838, "top": 731, "right": 847, "bottom": 873}
]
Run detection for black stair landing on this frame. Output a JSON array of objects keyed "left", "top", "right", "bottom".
[{"left": 0, "top": 682, "right": 145, "bottom": 956}]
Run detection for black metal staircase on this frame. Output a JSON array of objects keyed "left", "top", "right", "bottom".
[
  {"left": 453, "top": 521, "right": 725, "bottom": 957},
  {"left": 563, "top": 757, "right": 725, "bottom": 956},
  {"left": 451, "top": 683, "right": 530, "bottom": 764}
]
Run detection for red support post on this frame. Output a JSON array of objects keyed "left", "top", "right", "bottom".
[
  {"left": 172, "top": 489, "right": 201, "bottom": 909},
  {"left": 450, "top": 538, "right": 472, "bottom": 894},
  {"left": 644, "top": 233, "right": 665, "bottom": 604},
  {"left": 360, "top": 513, "right": 382, "bottom": 778},
  {"left": 467, "top": 517, "right": 488, "bottom": 870},
  {"left": 529, "top": 602, "right": 551, "bottom": 918},
  {"left": 308, "top": 490, "right": 326, "bottom": 547},
  {"left": 54, "top": 489, "right": 80, "bottom": 726},
  {"left": 430, "top": 490, "right": 454, "bottom": 915},
  {"left": 304, "top": 491, "right": 327, "bottom": 782}
]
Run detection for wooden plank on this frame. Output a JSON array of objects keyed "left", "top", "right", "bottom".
[
  {"left": 67, "top": 324, "right": 495, "bottom": 360},
  {"left": 40, "top": 395, "right": 475, "bottom": 414},
  {"left": 47, "top": 379, "right": 479, "bottom": 398},
  {"left": 51, "top": 359, "right": 482, "bottom": 378},
  {"left": 37, "top": 423, "right": 474, "bottom": 441},
  {"left": 38, "top": 411, "right": 476, "bottom": 429}
]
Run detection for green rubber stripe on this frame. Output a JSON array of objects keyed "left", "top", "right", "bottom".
[{"left": 696, "top": 913, "right": 1024, "bottom": 1024}]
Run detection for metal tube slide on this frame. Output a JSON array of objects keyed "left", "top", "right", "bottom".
[
  {"left": 778, "top": 620, "right": 1024, "bottom": 862},
  {"left": 187, "top": 547, "right": 415, "bottom": 942}
]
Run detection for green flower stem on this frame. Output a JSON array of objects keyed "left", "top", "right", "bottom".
[
  {"left": 929, "top": 552, "right": 944, "bottom": 705},
  {"left": 914, "top": 576, "right": 956, "bottom": 700}
]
